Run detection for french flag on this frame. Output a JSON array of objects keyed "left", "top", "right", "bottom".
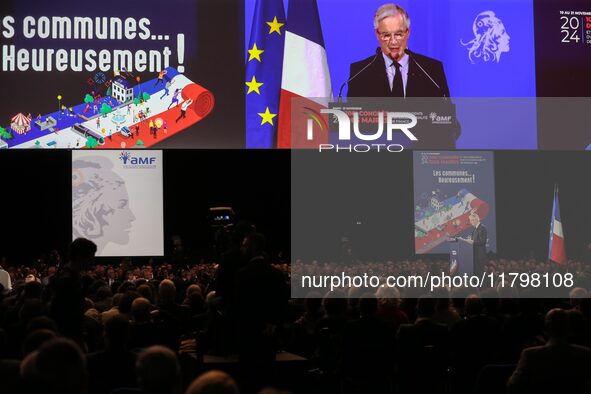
[
  {"left": 548, "top": 184, "right": 567, "bottom": 266},
  {"left": 276, "top": 0, "right": 332, "bottom": 148}
]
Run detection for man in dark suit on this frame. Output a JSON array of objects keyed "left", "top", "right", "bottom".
[
  {"left": 234, "top": 232, "right": 288, "bottom": 392},
  {"left": 450, "top": 295, "right": 501, "bottom": 394},
  {"left": 507, "top": 308, "right": 591, "bottom": 394},
  {"left": 347, "top": 4, "right": 458, "bottom": 147},
  {"left": 348, "top": 4, "right": 451, "bottom": 99},
  {"left": 342, "top": 294, "right": 395, "bottom": 393},
  {"left": 396, "top": 296, "right": 449, "bottom": 394},
  {"left": 468, "top": 213, "right": 487, "bottom": 276}
]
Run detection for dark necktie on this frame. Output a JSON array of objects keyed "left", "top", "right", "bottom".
[{"left": 391, "top": 61, "right": 404, "bottom": 97}]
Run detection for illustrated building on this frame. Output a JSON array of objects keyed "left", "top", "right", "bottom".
[
  {"left": 111, "top": 76, "right": 135, "bottom": 103},
  {"left": 430, "top": 196, "right": 443, "bottom": 210},
  {"left": 34, "top": 116, "right": 57, "bottom": 131}
]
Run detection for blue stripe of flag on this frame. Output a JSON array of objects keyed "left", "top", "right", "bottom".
[
  {"left": 548, "top": 186, "right": 560, "bottom": 259},
  {"left": 553, "top": 190, "right": 561, "bottom": 222},
  {"left": 286, "top": 0, "right": 325, "bottom": 47},
  {"left": 245, "top": 0, "right": 286, "bottom": 148}
]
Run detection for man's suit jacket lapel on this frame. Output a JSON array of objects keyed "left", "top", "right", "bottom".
[
  {"left": 472, "top": 226, "right": 483, "bottom": 244},
  {"left": 406, "top": 59, "right": 417, "bottom": 97},
  {"left": 372, "top": 53, "right": 391, "bottom": 97},
  {"left": 406, "top": 59, "right": 444, "bottom": 98}
]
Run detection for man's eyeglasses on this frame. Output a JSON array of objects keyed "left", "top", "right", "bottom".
[{"left": 378, "top": 30, "right": 408, "bottom": 42}]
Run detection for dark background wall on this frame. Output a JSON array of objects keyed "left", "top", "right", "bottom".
[
  {"left": 292, "top": 150, "right": 591, "bottom": 262},
  {"left": 0, "top": 149, "right": 290, "bottom": 265}
]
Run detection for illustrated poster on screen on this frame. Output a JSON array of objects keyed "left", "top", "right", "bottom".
[
  {"left": 72, "top": 150, "right": 164, "bottom": 257},
  {"left": 413, "top": 151, "right": 497, "bottom": 254},
  {"left": 0, "top": 0, "right": 245, "bottom": 149}
]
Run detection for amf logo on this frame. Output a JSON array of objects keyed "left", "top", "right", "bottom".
[
  {"left": 429, "top": 112, "right": 452, "bottom": 124},
  {"left": 119, "top": 151, "right": 157, "bottom": 168}
]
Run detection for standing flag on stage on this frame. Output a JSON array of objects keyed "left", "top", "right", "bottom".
[
  {"left": 246, "top": 0, "right": 286, "bottom": 148},
  {"left": 548, "top": 184, "right": 567, "bottom": 265},
  {"left": 277, "top": 0, "right": 332, "bottom": 148}
]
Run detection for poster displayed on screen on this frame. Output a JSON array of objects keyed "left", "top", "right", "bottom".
[
  {"left": 0, "top": 0, "right": 243, "bottom": 149},
  {"left": 413, "top": 151, "right": 496, "bottom": 254},
  {"left": 72, "top": 150, "right": 164, "bottom": 257}
]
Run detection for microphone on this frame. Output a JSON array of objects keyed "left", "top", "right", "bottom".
[
  {"left": 404, "top": 48, "right": 446, "bottom": 97},
  {"left": 338, "top": 47, "right": 381, "bottom": 101}
]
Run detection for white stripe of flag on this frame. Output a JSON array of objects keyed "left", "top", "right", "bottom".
[{"left": 281, "top": 31, "right": 332, "bottom": 101}]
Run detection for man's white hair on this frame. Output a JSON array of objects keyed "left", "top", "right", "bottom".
[
  {"left": 375, "top": 286, "right": 401, "bottom": 308},
  {"left": 373, "top": 4, "right": 411, "bottom": 30}
]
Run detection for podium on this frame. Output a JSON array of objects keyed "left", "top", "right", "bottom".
[
  {"left": 329, "top": 97, "right": 460, "bottom": 149},
  {"left": 449, "top": 238, "right": 473, "bottom": 276}
]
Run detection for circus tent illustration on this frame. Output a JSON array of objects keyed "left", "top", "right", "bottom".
[{"left": 11, "top": 113, "right": 31, "bottom": 134}]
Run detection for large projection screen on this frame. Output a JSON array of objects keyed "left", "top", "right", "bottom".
[{"left": 72, "top": 150, "right": 164, "bottom": 257}]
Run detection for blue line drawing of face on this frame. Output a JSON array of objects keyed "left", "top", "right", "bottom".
[
  {"left": 461, "top": 11, "right": 510, "bottom": 64},
  {"left": 72, "top": 156, "right": 136, "bottom": 254}
]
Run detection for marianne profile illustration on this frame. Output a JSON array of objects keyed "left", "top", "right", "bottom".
[
  {"left": 461, "top": 11, "right": 510, "bottom": 64},
  {"left": 72, "top": 156, "right": 136, "bottom": 254}
]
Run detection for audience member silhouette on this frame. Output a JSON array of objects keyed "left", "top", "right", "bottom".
[
  {"left": 22, "top": 337, "right": 87, "bottom": 394},
  {"left": 130, "top": 297, "right": 158, "bottom": 350},
  {"left": 342, "top": 293, "right": 395, "bottom": 394},
  {"left": 508, "top": 308, "right": 591, "bottom": 394},
  {"left": 185, "top": 370, "right": 240, "bottom": 394},
  {"left": 450, "top": 294, "right": 502, "bottom": 394},
  {"left": 136, "top": 345, "right": 182, "bottom": 394},
  {"left": 396, "top": 296, "right": 449, "bottom": 394},
  {"left": 234, "top": 232, "right": 288, "bottom": 392},
  {"left": 375, "top": 286, "right": 409, "bottom": 334},
  {"left": 49, "top": 238, "right": 97, "bottom": 344},
  {"left": 87, "top": 315, "right": 137, "bottom": 394}
]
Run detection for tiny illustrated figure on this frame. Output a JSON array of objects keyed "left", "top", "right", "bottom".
[{"left": 175, "top": 99, "right": 193, "bottom": 123}]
